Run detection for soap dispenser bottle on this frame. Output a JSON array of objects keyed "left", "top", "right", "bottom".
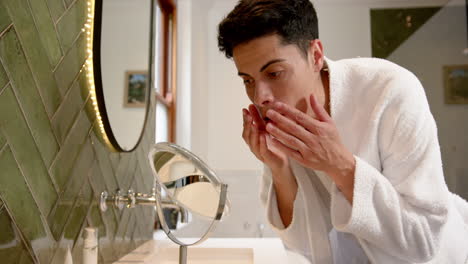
[{"left": 83, "top": 227, "right": 98, "bottom": 264}]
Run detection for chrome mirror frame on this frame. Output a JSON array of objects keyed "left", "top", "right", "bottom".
[{"left": 148, "top": 142, "right": 228, "bottom": 247}]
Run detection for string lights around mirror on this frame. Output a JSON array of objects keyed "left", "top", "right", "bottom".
[{"left": 80, "top": 0, "right": 116, "bottom": 151}]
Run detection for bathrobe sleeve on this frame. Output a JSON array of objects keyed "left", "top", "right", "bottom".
[{"left": 330, "top": 74, "right": 450, "bottom": 263}]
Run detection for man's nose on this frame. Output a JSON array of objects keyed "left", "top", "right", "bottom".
[{"left": 254, "top": 82, "right": 273, "bottom": 107}]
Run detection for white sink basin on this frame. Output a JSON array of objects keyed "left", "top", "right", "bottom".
[
  {"left": 114, "top": 238, "right": 288, "bottom": 264},
  {"left": 154, "top": 247, "right": 254, "bottom": 264}
]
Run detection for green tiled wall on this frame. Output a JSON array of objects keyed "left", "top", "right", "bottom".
[{"left": 0, "top": 0, "right": 156, "bottom": 262}]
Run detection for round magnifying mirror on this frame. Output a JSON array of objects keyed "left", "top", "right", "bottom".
[
  {"left": 93, "top": 0, "right": 154, "bottom": 151},
  {"left": 149, "top": 142, "right": 229, "bottom": 246}
]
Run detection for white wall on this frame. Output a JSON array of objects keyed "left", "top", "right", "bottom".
[
  {"left": 175, "top": 0, "right": 192, "bottom": 149},
  {"left": 387, "top": 1, "right": 468, "bottom": 198},
  {"left": 177, "top": 0, "right": 466, "bottom": 237},
  {"left": 101, "top": 0, "right": 150, "bottom": 150},
  {"left": 189, "top": 0, "right": 255, "bottom": 170}
]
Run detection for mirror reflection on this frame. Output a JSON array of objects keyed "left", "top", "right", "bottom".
[
  {"left": 153, "top": 151, "right": 222, "bottom": 219},
  {"left": 149, "top": 142, "right": 229, "bottom": 246}
]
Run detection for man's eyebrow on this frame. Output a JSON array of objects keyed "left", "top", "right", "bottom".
[
  {"left": 237, "top": 59, "right": 285, "bottom": 77},
  {"left": 260, "top": 59, "right": 285, "bottom": 72}
]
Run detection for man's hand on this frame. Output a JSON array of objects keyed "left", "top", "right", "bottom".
[
  {"left": 265, "top": 94, "right": 356, "bottom": 202},
  {"left": 242, "top": 104, "right": 289, "bottom": 172},
  {"left": 242, "top": 104, "right": 298, "bottom": 227}
]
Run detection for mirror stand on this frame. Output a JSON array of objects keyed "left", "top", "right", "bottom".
[
  {"left": 179, "top": 245, "right": 187, "bottom": 264},
  {"left": 101, "top": 143, "right": 229, "bottom": 264},
  {"left": 100, "top": 184, "right": 228, "bottom": 264},
  {"left": 100, "top": 188, "right": 191, "bottom": 264}
]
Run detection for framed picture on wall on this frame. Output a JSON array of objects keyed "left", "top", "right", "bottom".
[
  {"left": 124, "top": 70, "right": 148, "bottom": 107},
  {"left": 444, "top": 65, "right": 468, "bottom": 104}
]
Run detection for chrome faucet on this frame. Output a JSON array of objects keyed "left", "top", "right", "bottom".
[{"left": 100, "top": 188, "right": 189, "bottom": 224}]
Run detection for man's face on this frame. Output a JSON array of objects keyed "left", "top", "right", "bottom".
[{"left": 233, "top": 34, "right": 323, "bottom": 123}]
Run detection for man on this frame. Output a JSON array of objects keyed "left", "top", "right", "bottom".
[{"left": 217, "top": 0, "right": 468, "bottom": 263}]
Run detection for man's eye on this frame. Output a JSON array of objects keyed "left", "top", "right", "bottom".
[
  {"left": 268, "top": 71, "right": 282, "bottom": 78},
  {"left": 243, "top": 79, "right": 253, "bottom": 85}
]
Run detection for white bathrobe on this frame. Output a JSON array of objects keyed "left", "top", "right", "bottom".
[{"left": 260, "top": 57, "right": 468, "bottom": 264}]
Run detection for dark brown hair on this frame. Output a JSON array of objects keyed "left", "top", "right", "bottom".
[{"left": 217, "top": 0, "right": 319, "bottom": 59}]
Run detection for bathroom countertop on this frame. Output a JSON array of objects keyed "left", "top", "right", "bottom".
[{"left": 114, "top": 237, "right": 290, "bottom": 264}]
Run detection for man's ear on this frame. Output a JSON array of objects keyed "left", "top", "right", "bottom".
[{"left": 308, "top": 39, "right": 324, "bottom": 72}]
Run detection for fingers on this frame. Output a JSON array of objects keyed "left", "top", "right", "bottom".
[
  {"left": 243, "top": 108, "right": 262, "bottom": 161},
  {"left": 258, "top": 133, "right": 269, "bottom": 159},
  {"left": 309, "top": 94, "right": 331, "bottom": 122},
  {"left": 248, "top": 104, "right": 266, "bottom": 131},
  {"left": 271, "top": 101, "right": 322, "bottom": 133},
  {"left": 250, "top": 118, "right": 260, "bottom": 154},
  {"left": 242, "top": 108, "right": 251, "bottom": 143},
  {"left": 269, "top": 136, "right": 304, "bottom": 163},
  {"left": 259, "top": 133, "right": 280, "bottom": 163},
  {"left": 265, "top": 108, "right": 312, "bottom": 143},
  {"left": 265, "top": 121, "right": 308, "bottom": 152}
]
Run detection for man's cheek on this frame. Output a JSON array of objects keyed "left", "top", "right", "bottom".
[
  {"left": 295, "top": 97, "right": 309, "bottom": 114},
  {"left": 246, "top": 89, "right": 254, "bottom": 102}
]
